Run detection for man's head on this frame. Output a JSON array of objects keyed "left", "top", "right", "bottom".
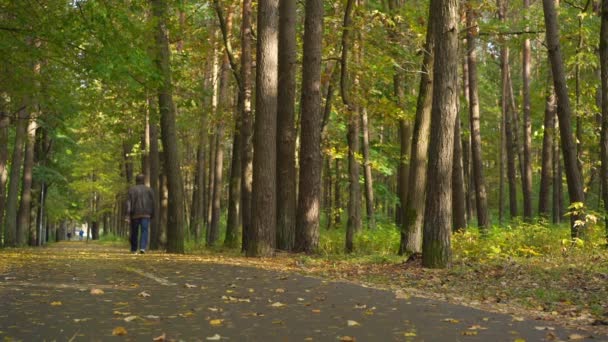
[{"left": 135, "top": 173, "right": 145, "bottom": 185}]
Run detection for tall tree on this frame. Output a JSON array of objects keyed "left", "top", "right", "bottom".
[
  {"left": 277, "top": 0, "right": 297, "bottom": 251},
  {"left": 148, "top": 97, "right": 162, "bottom": 250},
  {"left": 17, "top": 116, "right": 37, "bottom": 245},
  {"left": 3, "top": 105, "right": 28, "bottom": 247},
  {"left": 466, "top": 4, "right": 489, "bottom": 229},
  {"left": 502, "top": 45, "right": 518, "bottom": 218},
  {"left": 360, "top": 108, "right": 376, "bottom": 229},
  {"left": 240, "top": 0, "right": 254, "bottom": 253},
  {"left": 542, "top": 0, "right": 586, "bottom": 237},
  {"left": 225, "top": 91, "right": 242, "bottom": 248},
  {"left": 539, "top": 80, "right": 555, "bottom": 217},
  {"left": 422, "top": 0, "right": 459, "bottom": 268},
  {"left": 342, "top": 0, "right": 361, "bottom": 253},
  {"left": 209, "top": 30, "right": 232, "bottom": 246},
  {"left": 295, "top": 0, "right": 324, "bottom": 253},
  {"left": 247, "top": 0, "right": 279, "bottom": 257},
  {"left": 398, "top": 13, "right": 434, "bottom": 255},
  {"left": 521, "top": 0, "right": 533, "bottom": 220},
  {"left": 0, "top": 100, "right": 9, "bottom": 245},
  {"left": 151, "top": 0, "right": 185, "bottom": 253},
  {"left": 452, "top": 112, "right": 467, "bottom": 231},
  {"left": 600, "top": 0, "right": 608, "bottom": 237}
]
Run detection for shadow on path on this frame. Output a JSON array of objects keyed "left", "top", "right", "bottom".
[{"left": 0, "top": 242, "right": 601, "bottom": 341}]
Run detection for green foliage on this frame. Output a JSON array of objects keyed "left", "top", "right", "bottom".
[
  {"left": 318, "top": 220, "right": 400, "bottom": 256},
  {"left": 452, "top": 221, "right": 608, "bottom": 263}
]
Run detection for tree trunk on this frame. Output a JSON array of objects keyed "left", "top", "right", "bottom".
[
  {"left": 148, "top": 97, "right": 162, "bottom": 250},
  {"left": 398, "top": 14, "right": 434, "bottom": 255},
  {"left": 225, "top": 93, "right": 242, "bottom": 248},
  {"left": 360, "top": 107, "right": 376, "bottom": 229},
  {"left": 294, "top": 0, "right": 324, "bottom": 253},
  {"left": 422, "top": 0, "right": 459, "bottom": 268},
  {"left": 342, "top": 0, "right": 360, "bottom": 253},
  {"left": 276, "top": 0, "right": 297, "bottom": 251},
  {"left": 323, "top": 158, "right": 332, "bottom": 229},
  {"left": 600, "top": 0, "right": 608, "bottom": 237},
  {"left": 0, "top": 103, "right": 9, "bottom": 246},
  {"left": 521, "top": 0, "right": 533, "bottom": 220},
  {"left": 502, "top": 46, "right": 518, "bottom": 219},
  {"left": 461, "top": 56, "right": 474, "bottom": 221},
  {"left": 206, "top": 131, "right": 216, "bottom": 231},
  {"left": 452, "top": 111, "right": 467, "bottom": 231},
  {"left": 539, "top": 80, "right": 555, "bottom": 217},
  {"left": 3, "top": 105, "right": 28, "bottom": 247},
  {"left": 553, "top": 113, "right": 562, "bottom": 224},
  {"left": 151, "top": 0, "right": 185, "bottom": 253},
  {"left": 18, "top": 118, "right": 37, "bottom": 245},
  {"left": 247, "top": 0, "right": 279, "bottom": 257},
  {"left": 334, "top": 158, "right": 342, "bottom": 226},
  {"left": 543, "top": 0, "right": 586, "bottom": 237},
  {"left": 209, "top": 45, "right": 231, "bottom": 246},
  {"left": 466, "top": 7, "right": 490, "bottom": 229},
  {"left": 240, "top": 0, "right": 254, "bottom": 253}
]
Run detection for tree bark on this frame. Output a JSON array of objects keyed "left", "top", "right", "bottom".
[
  {"left": 247, "top": 0, "right": 279, "bottom": 257},
  {"left": 151, "top": 0, "right": 185, "bottom": 253},
  {"left": 521, "top": 0, "right": 533, "bottom": 220},
  {"left": 240, "top": 0, "right": 254, "bottom": 253},
  {"left": 361, "top": 107, "right": 376, "bottom": 229},
  {"left": 334, "top": 159, "right": 342, "bottom": 226},
  {"left": 17, "top": 117, "right": 37, "bottom": 245},
  {"left": 0, "top": 103, "right": 9, "bottom": 245},
  {"left": 543, "top": 0, "right": 586, "bottom": 237},
  {"left": 398, "top": 14, "right": 434, "bottom": 255},
  {"left": 600, "top": 0, "right": 608, "bottom": 237},
  {"left": 502, "top": 46, "right": 518, "bottom": 218},
  {"left": 342, "top": 0, "right": 360, "bottom": 253},
  {"left": 553, "top": 113, "right": 562, "bottom": 224},
  {"left": 539, "top": 80, "right": 555, "bottom": 217},
  {"left": 276, "top": 0, "right": 297, "bottom": 251},
  {"left": 4, "top": 105, "right": 28, "bottom": 247},
  {"left": 225, "top": 92, "right": 242, "bottom": 248},
  {"left": 461, "top": 55, "right": 474, "bottom": 221},
  {"left": 294, "top": 0, "right": 324, "bottom": 253},
  {"left": 466, "top": 7, "right": 490, "bottom": 229},
  {"left": 148, "top": 97, "right": 162, "bottom": 250},
  {"left": 209, "top": 39, "right": 231, "bottom": 246},
  {"left": 422, "top": 0, "right": 459, "bottom": 268},
  {"left": 452, "top": 111, "right": 467, "bottom": 231}
]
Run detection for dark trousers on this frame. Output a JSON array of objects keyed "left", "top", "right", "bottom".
[{"left": 130, "top": 218, "right": 150, "bottom": 252}]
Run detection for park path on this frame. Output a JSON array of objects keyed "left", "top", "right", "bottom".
[{"left": 0, "top": 242, "right": 601, "bottom": 341}]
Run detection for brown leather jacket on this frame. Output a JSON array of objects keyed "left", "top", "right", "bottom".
[{"left": 127, "top": 184, "right": 155, "bottom": 219}]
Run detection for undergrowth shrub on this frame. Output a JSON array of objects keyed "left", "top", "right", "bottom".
[
  {"left": 452, "top": 221, "right": 607, "bottom": 262},
  {"left": 318, "top": 220, "right": 399, "bottom": 256}
]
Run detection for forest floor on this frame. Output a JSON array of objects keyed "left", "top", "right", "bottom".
[{"left": 0, "top": 242, "right": 604, "bottom": 341}]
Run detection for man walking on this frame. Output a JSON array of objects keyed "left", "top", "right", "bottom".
[{"left": 126, "top": 174, "right": 155, "bottom": 254}]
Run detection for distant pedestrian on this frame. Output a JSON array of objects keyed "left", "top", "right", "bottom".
[
  {"left": 67, "top": 232, "right": 72, "bottom": 240},
  {"left": 79, "top": 230, "right": 84, "bottom": 240},
  {"left": 126, "top": 174, "right": 154, "bottom": 254}
]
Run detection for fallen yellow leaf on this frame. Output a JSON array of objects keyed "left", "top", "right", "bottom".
[
  {"left": 50, "top": 301, "right": 62, "bottom": 306},
  {"left": 271, "top": 302, "right": 286, "bottom": 308},
  {"left": 90, "top": 288, "right": 104, "bottom": 295},
  {"left": 152, "top": 332, "right": 166, "bottom": 341},
  {"left": 568, "top": 334, "right": 586, "bottom": 340},
  {"left": 339, "top": 336, "right": 355, "bottom": 342},
  {"left": 112, "top": 326, "right": 128, "bottom": 336},
  {"left": 461, "top": 331, "right": 478, "bottom": 336},
  {"left": 137, "top": 291, "right": 151, "bottom": 298},
  {"left": 347, "top": 320, "right": 360, "bottom": 327},
  {"left": 442, "top": 318, "right": 459, "bottom": 323},
  {"left": 206, "top": 334, "right": 222, "bottom": 341},
  {"left": 209, "top": 319, "right": 223, "bottom": 326}
]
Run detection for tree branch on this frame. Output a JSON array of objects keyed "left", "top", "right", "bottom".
[{"left": 212, "top": 0, "right": 242, "bottom": 92}]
